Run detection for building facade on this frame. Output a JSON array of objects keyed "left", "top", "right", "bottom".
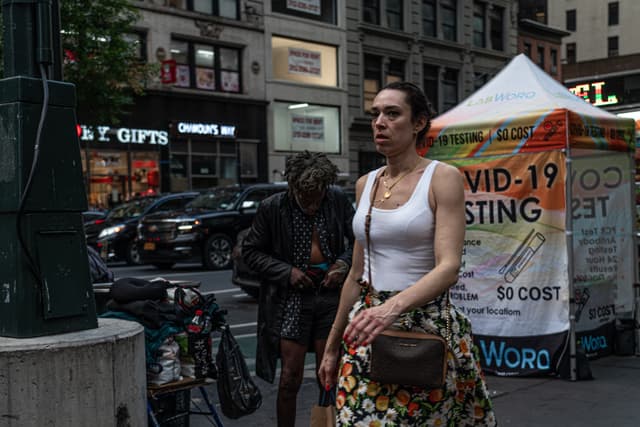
[
  {"left": 517, "top": 18, "right": 569, "bottom": 82},
  {"left": 546, "top": 0, "right": 640, "bottom": 118},
  {"left": 78, "top": 1, "right": 521, "bottom": 206},
  {"left": 346, "top": 0, "right": 519, "bottom": 182}
]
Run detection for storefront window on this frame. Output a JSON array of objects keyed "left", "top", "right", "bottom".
[
  {"left": 272, "top": 36, "right": 338, "bottom": 87},
  {"left": 171, "top": 39, "right": 241, "bottom": 93},
  {"left": 272, "top": 0, "right": 336, "bottom": 24},
  {"left": 171, "top": 40, "right": 190, "bottom": 88},
  {"left": 239, "top": 142, "right": 258, "bottom": 178},
  {"left": 170, "top": 154, "right": 189, "bottom": 192},
  {"left": 273, "top": 102, "right": 340, "bottom": 153},
  {"left": 195, "top": 44, "right": 215, "bottom": 91},
  {"left": 192, "top": 154, "right": 217, "bottom": 176},
  {"left": 81, "top": 149, "right": 161, "bottom": 209}
]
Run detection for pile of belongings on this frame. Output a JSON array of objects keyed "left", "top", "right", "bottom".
[{"left": 100, "top": 277, "right": 226, "bottom": 385}]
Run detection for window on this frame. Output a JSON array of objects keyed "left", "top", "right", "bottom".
[
  {"left": 441, "top": 0, "right": 457, "bottom": 41},
  {"left": 566, "top": 9, "right": 576, "bottom": 31},
  {"left": 170, "top": 39, "right": 241, "bottom": 93},
  {"left": 422, "top": 0, "right": 436, "bottom": 37},
  {"left": 174, "top": 0, "right": 238, "bottom": 19},
  {"left": 489, "top": 6, "right": 504, "bottom": 51},
  {"left": 272, "top": 0, "right": 336, "bottom": 24},
  {"left": 386, "top": 58, "right": 405, "bottom": 84},
  {"left": 239, "top": 142, "right": 258, "bottom": 178},
  {"left": 363, "top": 0, "right": 403, "bottom": 30},
  {"left": 473, "top": 2, "right": 485, "bottom": 48},
  {"left": 566, "top": 42, "right": 576, "bottom": 64},
  {"left": 550, "top": 48, "right": 558, "bottom": 74},
  {"left": 363, "top": 0, "right": 380, "bottom": 25},
  {"left": 608, "top": 2, "right": 619, "bottom": 26},
  {"left": 608, "top": 36, "right": 619, "bottom": 57},
  {"left": 518, "top": 0, "right": 546, "bottom": 23},
  {"left": 474, "top": 72, "right": 488, "bottom": 90},
  {"left": 386, "top": 0, "right": 403, "bottom": 30},
  {"left": 123, "top": 32, "right": 147, "bottom": 62},
  {"left": 272, "top": 36, "right": 338, "bottom": 87},
  {"left": 273, "top": 102, "right": 341, "bottom": 153},
  {"left": 442, "top": 68, "right": 458, "bottom": 112},
  {"left": 537, "top": 45, "right": 545, "bottom": 68},
  {"left": 423, "top": 65, "right": 438, "bottom": 111},
  {"left": 364, "top": 55, "right": 382, "bottom": 113},
  {"left": 524, "top": 42, "right": 532, "bottom": 57}
]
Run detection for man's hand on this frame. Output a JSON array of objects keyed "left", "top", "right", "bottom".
[
  {"left": 290, "top": 266, "right": 314, "bottom": 289},
  {"left": 321, "top": 260, "right": 349, "bottom": 289}
]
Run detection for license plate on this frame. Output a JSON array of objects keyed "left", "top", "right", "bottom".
[{"left": 144, "top": 242, "right": 156, "bottom": 251}]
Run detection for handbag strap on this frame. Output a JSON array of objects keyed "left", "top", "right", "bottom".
[{"left": 364, "top": 172, "right": 452, "bottom": 348}]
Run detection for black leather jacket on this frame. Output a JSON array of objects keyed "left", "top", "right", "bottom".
[{"left": 242, "top": 187, "right": 355, "bottom": 383}]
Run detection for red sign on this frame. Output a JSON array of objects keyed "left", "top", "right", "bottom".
[{"left": 161, "top": 59, "right": 177, "bottom": 84}]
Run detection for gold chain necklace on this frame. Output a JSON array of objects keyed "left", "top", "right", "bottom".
[{"left": 375, "top": 160, "right": 421, "bottom": 204}]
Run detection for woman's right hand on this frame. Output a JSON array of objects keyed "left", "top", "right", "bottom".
[{"left": 318, "top": 347, "right": 341, "bottom": 390}]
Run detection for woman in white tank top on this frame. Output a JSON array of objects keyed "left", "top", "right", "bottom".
[{"left": 318, "top": 82, "right": 496, "bottom": 426}]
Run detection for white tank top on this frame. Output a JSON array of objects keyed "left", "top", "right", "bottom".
[{"left": 353, "top": 160, "right": 439, "bottom": 292}]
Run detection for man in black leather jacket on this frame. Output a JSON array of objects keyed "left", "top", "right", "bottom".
[{"left": 242, "top": 151, "right": 354, "bottom": 427}]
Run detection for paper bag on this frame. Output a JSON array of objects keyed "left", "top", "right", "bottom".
[
  {"left": 310, "top": 389, "right": 336, "bottom": 427},
  {"left": 310, "top": 404, "right": 336, "bottom": 427}
]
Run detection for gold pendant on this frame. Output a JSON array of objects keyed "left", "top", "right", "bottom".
[{"left": 383, "top": 191, "right": 391, "bottom": 199}]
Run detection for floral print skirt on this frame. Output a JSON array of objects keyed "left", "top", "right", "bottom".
[{"left": 336, "top": 289, "right": 497, "bottom": 426}]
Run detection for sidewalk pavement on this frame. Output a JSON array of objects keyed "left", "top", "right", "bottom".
[{"left": 191, "top": 355, "right": 640, "bottom": 427}]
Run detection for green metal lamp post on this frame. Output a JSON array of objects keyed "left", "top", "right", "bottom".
[{"left": 0, "top": 0, "right": 98, "bottom": 337}]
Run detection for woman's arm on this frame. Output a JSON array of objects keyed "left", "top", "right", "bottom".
[
  {"left": 344, "top": 163, "right": 465, "bottom": 347},
  {"left": 318, "top": 176, "right": 367, "bottom": 388}
]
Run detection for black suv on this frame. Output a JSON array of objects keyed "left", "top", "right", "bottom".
[
  {"left": 137, "top": 183, "right": 287, "bottom": 270},
  {"left": 90, "top": 192, "right": 199, "bottom": 264}
]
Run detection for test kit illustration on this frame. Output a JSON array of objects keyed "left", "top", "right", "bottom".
[{"left": 499, "top": 229, "right": 546, "bottom": 283}]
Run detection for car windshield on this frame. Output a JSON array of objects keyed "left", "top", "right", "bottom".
[
  {"left": 107, "top": 197, "right": 157, "bottom": 220},
  {"left": 186, "top": 187, "right": 242, "bottom": 211}
]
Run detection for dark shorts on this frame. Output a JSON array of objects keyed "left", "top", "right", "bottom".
[{"left": 280, "top": 288, "right": 340, "bottom": 346}]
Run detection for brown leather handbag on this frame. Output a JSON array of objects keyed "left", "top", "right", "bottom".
[{"left": 363, "top": 173, "right": 451, "bottom": 388}]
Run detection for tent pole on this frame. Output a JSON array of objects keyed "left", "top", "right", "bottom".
[{"left": 564, "top": 110, "right": 577, "bottom": 381}]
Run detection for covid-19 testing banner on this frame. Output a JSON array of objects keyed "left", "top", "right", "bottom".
[
  {"left": 571, "top": 153, "right": 635, "bottom": 358},
  {"left": 449, "top": 150, "right": 569, "bottom": 376}
]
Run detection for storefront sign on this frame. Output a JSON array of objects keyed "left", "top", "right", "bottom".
[
  {"left": 287, "top": 0, "right": 320, "bottom": 15},
  {"left": 78, "top": 125, "right": 169, "bottom": 145},
  {"left": 176, "top": 122, "right": 236, "bottom": 137},
  {"left": 568, "top": 81, "right": 619, "bottom": 106},
  {"left": 291, "top": 114, "right": 324, "bottom": 142},
  {"left": 288, "top": 47, "right": 321, "bottom": 76}
]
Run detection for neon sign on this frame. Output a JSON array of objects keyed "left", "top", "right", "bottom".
[
  {"left": 176, "top": 122, "right": 236, "bottom": 137},
  {"left": 568, "top": 81, "right": 619, "bottom": 106},
  {"left": 78, "top": 125, "right": 168, "bottom": 145}
]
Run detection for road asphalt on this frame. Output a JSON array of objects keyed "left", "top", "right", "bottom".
[{"left": 189, "top": 354, "right": 640, "bottom": 427}]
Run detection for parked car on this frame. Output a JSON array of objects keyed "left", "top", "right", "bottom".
[
  {"left": 82, "top": 210, "right": 108, "bottom": 227},
  {"left": 90, "top": 192, "right": 200, "bottom": 265},
  {"left": 137, "top": 183, "right": 287, "bottom": 270},
  {"left": 231, "top": 185, "right": 355, "bottom": 298}
]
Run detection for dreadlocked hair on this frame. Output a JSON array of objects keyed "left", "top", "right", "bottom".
[{"left": 285, "top": 151, "right": 339, "bottom": 194}]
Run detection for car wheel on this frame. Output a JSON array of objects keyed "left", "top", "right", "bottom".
[
  {"left": 203, "top": 233, "right": 233, "bottom": 270},
  {"left": 125, "top": 240, "right": 142, "bottom": 265},
  {"left": 153, "top": 262, "right": 175, "bottom": 270}
]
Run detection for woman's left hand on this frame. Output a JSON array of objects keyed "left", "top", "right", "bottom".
[{"left": 343, "top": 303, "right": 399, "bottom": 347}]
